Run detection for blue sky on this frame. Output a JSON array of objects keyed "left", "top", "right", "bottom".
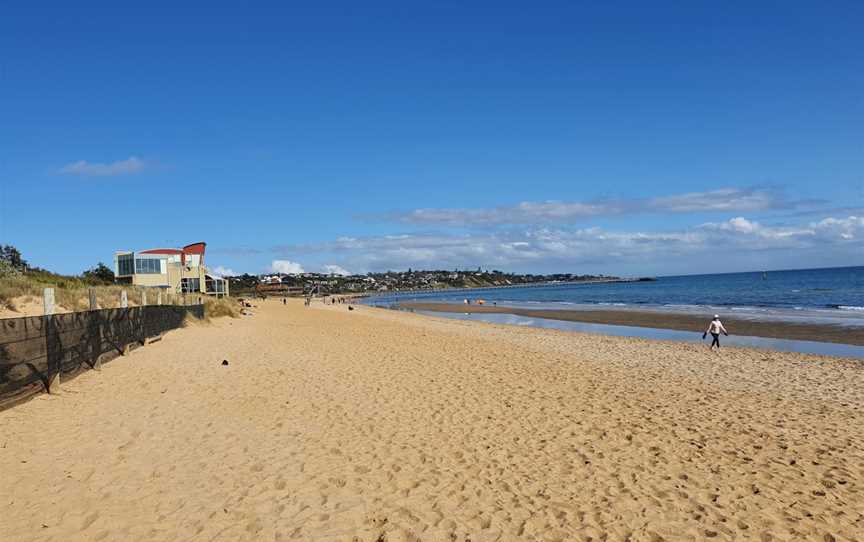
[{"left": 1, "top": 2, "right": 862, "bottom": 277}]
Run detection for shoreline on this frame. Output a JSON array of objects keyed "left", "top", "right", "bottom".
[{"left": 399, "top": 301, "right": 864, "bottom": 346}]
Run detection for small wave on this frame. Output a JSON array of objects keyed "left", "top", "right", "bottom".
[{"left": 838, "top": 305, "right": 864, "bottom": 312}]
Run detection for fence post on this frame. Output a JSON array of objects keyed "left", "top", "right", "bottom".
[
  {"left": 140, "top": 290, "right": 148, "bottom": 345},
  {"left": 121, "top": 290, "right": 128, "bottom": 308},
  {"left": 43, "top": 288, "right": 61, "bottom": 393},
  {"left": 87, "top": 287, "right": 103, "bottom": 370},
  {"left": 43, "top": 287, "right": 55, "bottom": 316},
  {"left": 157, "top": 292, "right": 162, "bottom": 305}
]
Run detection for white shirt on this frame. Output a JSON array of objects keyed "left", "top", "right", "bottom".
[{"left": 706, "top": 319, "right": 727, "bottom": 334}]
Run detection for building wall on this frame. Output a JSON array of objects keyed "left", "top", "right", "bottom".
[
  {"left": 114, "top": 246, "right": 227, "bottom": 296},
  {"left": 132, "top": 273, "right": 171, "bottom": 288},
  {"left": 166, "top": 264, "right": 182, "bottom": 292}
]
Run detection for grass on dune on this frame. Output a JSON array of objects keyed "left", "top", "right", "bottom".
[
  {"left": 202, "top": 297, "right": 239, "bottom": 319},
  {"left": 1, "top": 267, "right": 237, "bottom": 319}
]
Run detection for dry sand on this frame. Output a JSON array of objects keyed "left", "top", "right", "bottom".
[
  {"left": 0, "top": 296, "right": 48, "bottom": 319},
  {"left": 0, "top": 295, "right": 147, "bottom": 320},
  {"left": 1, "top": 299, "right": 863, "bottom": 541}
]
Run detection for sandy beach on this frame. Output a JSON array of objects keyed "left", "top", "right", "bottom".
[
  {"left": 400, "top": 302, "right": 864, "bottom": 347},
  {"left": 1, "top": 299, "right": 863, "bottom": 541}
]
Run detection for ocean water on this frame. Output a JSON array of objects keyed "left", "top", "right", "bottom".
[{"left": 365, "top": 266, "right": 864, "bottom": 328}]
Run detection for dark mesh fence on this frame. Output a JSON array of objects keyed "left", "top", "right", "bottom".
[{"left": 0, "top": 305, "right": 203, "bottom": 409}]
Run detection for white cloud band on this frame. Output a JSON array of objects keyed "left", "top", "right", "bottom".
[
  {"left": 275, "top": 215, "right": 863, "bottom": 273},
  {"left": 382, "top": 188, "right": 822, "bottom": 226}
]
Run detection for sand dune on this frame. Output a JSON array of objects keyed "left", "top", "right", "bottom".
[{"left": 1, "top": 299, "right": 862, "bottom": 541}]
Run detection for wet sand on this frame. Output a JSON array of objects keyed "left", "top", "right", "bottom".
[
  {"left": 400, "top": 302, "right": 864, "bottom": 346},
  {"left": 1, "top": 299, "right": 863, "bottom": 541}
]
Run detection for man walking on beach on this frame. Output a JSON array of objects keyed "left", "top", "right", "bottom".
[{"left": 703, "top": 315, "right": 728, "bottom": 350}]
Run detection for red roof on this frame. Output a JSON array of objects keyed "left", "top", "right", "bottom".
[
  {"left": 136, "top": 243, "right": 206, "bottom": 266},
  {"left": 183, "top": 242, "right": 206, "bottom": 255}
]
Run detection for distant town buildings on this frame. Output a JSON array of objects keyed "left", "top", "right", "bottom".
[
  {"left": 227, "top": 268, "right": 617, "bottom": 296},
  {"left": 114, "top": 242, "right": 229, "bottom": 296}
]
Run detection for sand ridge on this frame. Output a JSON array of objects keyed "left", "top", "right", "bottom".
[{"left": 1, "top": 298, "right": 862, "bottom": 541}]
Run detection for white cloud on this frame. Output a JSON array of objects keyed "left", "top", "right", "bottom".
[
  {"left": 699, "top": 215, "right": 864, "bottom": 244},
  {"left": 322, "top": 264, "right": 351, "bottom": 276},
  {"left": 269, "top": 259, "right": 305, "bottom": 274},
  {"left": 383, "top": 188, "right": 820, "bottom": 226},
  {"left": 812, "top": 216, "right": 864, "bottom": 241},
  {"left": 211, "top": 265, "right": 237, "bottom": 277},
  {"left": 702, "top": 216, "right": 763, "bottom": 234},
  {"left": 59, "top": 156, "right": 147, "bottom": 177},
  {"left": 648, "top": 188, "right": 781, "bottom": 213}
]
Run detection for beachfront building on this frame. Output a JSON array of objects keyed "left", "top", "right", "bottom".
[{"left": 113, "top": 242, "right": 229, "bottom": 296}]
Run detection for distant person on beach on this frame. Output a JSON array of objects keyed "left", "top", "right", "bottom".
[{"left": 703, "top": 315, "right": 728, "bottom": 350}]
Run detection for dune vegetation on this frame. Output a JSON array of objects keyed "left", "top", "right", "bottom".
[{"left": 0, "top": 246, "right": 236, "bottom": 319}]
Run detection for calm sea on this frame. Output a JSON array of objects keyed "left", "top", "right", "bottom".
[{"left": 366, "top": 266, "right": 864, "bottom": 328}]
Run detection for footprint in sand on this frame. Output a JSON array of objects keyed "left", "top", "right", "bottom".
[{"left": 80, "top": 512, "right": 99, "bottom": 531}]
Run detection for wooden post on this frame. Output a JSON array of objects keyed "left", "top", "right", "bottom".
[
  {"left": 43, "top": 287, "right": 55, "bottom": 316},
  {"left": 121, "top": 290, "right": 128, "bottom": 308},
  {"left": 157, "top": 291, "right": 162, "bottom": 305},
  {"left": 89, "top": 287, "right": 102, "bottom": 370},
  {"left": 140, "top": 291, "right": 148, "bottom": 345},
  {"left": 47, "top": 373, "right": 61, "bottom": 394},
  {"left": 44, "top": 288, "right": 61, "bottom": 393}
]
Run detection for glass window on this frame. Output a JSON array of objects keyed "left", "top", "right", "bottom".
[
  {"left": 181, "top": 278, "right": 201, "bottom": 293},
  {"left": 117, "top": 254, "right": 135, "bottom": 276},
  {"left": 135, "top": 258, "right": 162, "bottom": 274}
]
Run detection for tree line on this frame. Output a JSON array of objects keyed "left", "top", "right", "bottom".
[{"left": 0, "top": 244, "right": 115, "bottom": 285}]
